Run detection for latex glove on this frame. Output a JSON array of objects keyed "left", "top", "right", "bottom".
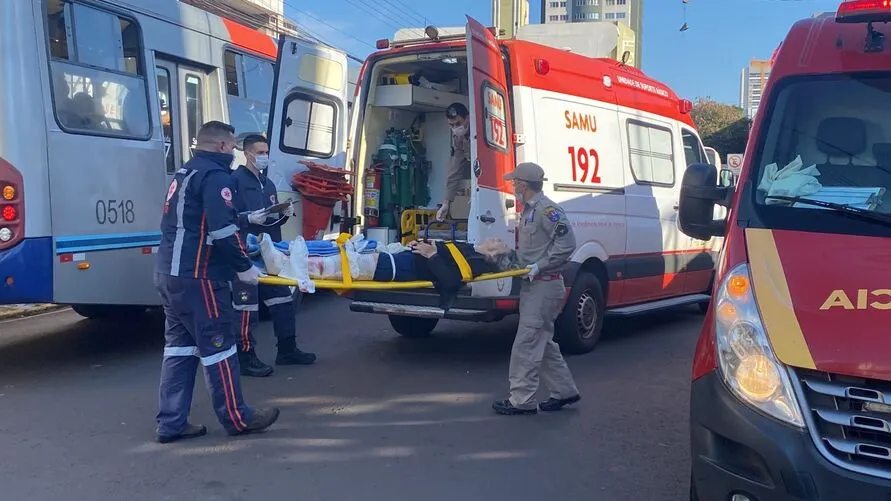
[
  {"left": 525, "top": 263, "right": 540, "bottom": 281},
  {"left": 247, "top": 209, "right": 266, "bottom": 225},
  {"left": 237, "top": 265, "right": 263, "bottom": 285},
  {"left": 436, "top": 202, "right": 450, "bottom": 221},
  {"left": 282, "top": 203, "right": 295, "bottom": 217}
]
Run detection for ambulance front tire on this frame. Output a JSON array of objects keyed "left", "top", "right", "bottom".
[
  {"left": 554, "top": 272, "right": 605, "bottom": 355},
  {"left": 70, "top": 304, "right": 149, "bottom": 321},
  {"left": 388, "top": 315, "right": 438, "bottom": 338}
]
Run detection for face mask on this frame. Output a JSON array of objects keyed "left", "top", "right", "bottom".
[
  {"left": 254, "top": 154, "right": 269, "bottom": 169},
  {"left": 452, "top": 125, "right": 467, "bottom": 137},
  {"left": 514, "top": 187, "right": 525, "bottom": 203}
]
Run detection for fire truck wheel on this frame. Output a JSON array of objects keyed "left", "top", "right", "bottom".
[
  {"left": 388, "top": 315, "right": 438, "bottom": 338},
  {"left": 555, "top": 272, "right": 605, "bottom": 355},
  {"left": 71, "top": 304, "right": 149, "bottom": 321}
]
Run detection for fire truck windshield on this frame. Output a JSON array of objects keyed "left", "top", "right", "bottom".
[{"left": 747, "top": 71, "right": 891, "bottom": 237}]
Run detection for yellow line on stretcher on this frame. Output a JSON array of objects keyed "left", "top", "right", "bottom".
[{"left": 258, "top": 267, "right": 533, "bottom": 290}]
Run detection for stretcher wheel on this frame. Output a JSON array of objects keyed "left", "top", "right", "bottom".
[
  {"left": 554, "top": 272, "right": 605, "bottom": 354},
  {"left": 388, "top": 315, "right": 438, "bottom": 338}
]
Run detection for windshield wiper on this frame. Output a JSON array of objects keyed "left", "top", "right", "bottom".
[{"left": 765, "top": 195, "right": 891, "bottom": 227}]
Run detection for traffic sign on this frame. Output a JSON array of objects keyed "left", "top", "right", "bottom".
[{"left": 727, "top": 153, "right": 743, "bottom": 170}]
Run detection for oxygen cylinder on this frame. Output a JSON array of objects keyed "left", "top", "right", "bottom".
[{"left": 376, "top": 134, "right": 399, "bottom": 229}]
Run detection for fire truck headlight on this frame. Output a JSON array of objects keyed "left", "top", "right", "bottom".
[{"left": 714, "top": 263, "right": 805, "bottom": 428}]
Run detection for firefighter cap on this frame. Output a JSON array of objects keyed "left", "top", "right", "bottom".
[{"left": 504, "top": 162, "right": 546, "bottom": 183}]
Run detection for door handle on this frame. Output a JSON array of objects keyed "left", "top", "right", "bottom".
[{"left": 673, "top": 202, "right": 679, "bottom": 211}]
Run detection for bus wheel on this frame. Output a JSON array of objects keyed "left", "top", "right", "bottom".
[
  {"left": 555, "top": 272, "right": 605, "bottom": 355},
  {"left": 388, "top": 315, "right": 438, "bottom": 338},
  {"left": 71, "top": 304, "right": 148, "bottom": 320}
]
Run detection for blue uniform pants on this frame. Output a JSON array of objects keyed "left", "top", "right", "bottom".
[
  {"left": 231, "top": 281, "right": 298, "bottom": 352},
  {"left": 154, "top": 273, "right": 254, "bottom": 436}
]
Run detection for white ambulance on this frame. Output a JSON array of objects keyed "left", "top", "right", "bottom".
[{"left": 266, "top": 16, "right": 722, "bottom": 354}]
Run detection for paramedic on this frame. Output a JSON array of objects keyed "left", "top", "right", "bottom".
[
  {"left": 436, "top": 102, "right": 472, "bottom": 221},
  {"left": 231, "top": 134, "right": 316, "bottom": 377},
  {"left": 154, "top": 120, "right": 279, "bottom": 443},
  {"left": 492, "top": 162, "right": 582, "bottom": 416}
]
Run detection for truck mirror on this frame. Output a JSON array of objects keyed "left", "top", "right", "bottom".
[{"left": 678, "top": 163, "right": 731, "bottom": 241}]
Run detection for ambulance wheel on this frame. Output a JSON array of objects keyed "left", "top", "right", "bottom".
[
  {"left": 388, "top": 315, "right": 438, "bottom": 338},
  {"left": 71, "top": 304, "right": 148, "bottom": 320},
  {"left": 555, "top": 272, "right": 605, "bottom": 355}
]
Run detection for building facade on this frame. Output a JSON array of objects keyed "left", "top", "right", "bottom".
[
  {"left": 541, "top": 0, "right": 643, "bottom": 68},
  {"left": 739, "top": 59, "right": 772, "bottom": 119}
]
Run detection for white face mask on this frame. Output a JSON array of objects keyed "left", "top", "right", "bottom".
[
  {"left": 253, "top": 154, "right": 269, "bottom": 169},
  {"left": 451, "top": 125, "right": 467, "bottom": 137}
]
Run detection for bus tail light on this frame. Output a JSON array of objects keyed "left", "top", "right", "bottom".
[
  {"left": 0, "top": 157, "right": 24, "bottom": 251},
  {"left": 836, "top": 0, "right": 891, "bottom": 24}
]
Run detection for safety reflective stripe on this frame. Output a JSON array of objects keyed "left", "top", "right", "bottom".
[
  {"left": 263, "top": 296, "right": 291, "bottom": 307},
  {"left": 232, "top": 303, "right": 258, "bottom": 311},
  {"left": 339, "top": 242, "right": 352, "bottom": 287},
  {"left": 208, "top": 224, "right": 238, "bottom": 241},
  {"left": 444, "top": 242, "right": 473, "bottom": 281},
  {"left": 387, "top": 252, "right": 396, "bottom": 281},
  {"left": 164, "top": 346, "right": 199, "bottom": 357},
  {"left": 200, "top": 345, "right": 236, "bottom": 367},
  {"left": 170, "top": 170, "right": 198, "bottom": 276}
]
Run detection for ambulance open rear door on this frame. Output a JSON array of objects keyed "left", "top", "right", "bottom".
[{"left": 266, "top": 35, "right": 349, "bottom": 242}]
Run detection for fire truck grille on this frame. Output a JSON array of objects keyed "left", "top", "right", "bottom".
[{"left": 793, "top": 368, "right": 891, "bottom": 480}]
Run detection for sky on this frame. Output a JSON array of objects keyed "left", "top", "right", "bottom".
[{"left": 284, "top": 0, "right": 847, "bottom": 107}]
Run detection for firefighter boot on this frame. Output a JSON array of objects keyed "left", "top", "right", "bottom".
[
  {"left": 239, "top": 349, "right": 273, "bottom": 377},
  {"left": 275, "top": 337, "right": 316, "bottom": 365},
  {"left": 231, "top": 407, "right": 281, "bottom": 436}
]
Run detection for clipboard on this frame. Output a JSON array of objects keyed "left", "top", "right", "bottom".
[{"left": 259, "top": 199, "right": 294, "bottom": 216}]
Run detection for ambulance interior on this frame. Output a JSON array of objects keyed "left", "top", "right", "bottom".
[{"left": 354, "top": 50, "right": 471, "bottom": 245}]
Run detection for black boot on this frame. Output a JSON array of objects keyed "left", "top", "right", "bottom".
[
  {"left": 239, "top": 349, "right": 273, "bottom": 377},
  {"left": 275, "top": 337, "right": 316, "bottom": 365}
]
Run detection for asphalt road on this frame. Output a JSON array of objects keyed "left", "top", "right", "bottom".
[{"left": 0, "top": 294, "right": 705, "bottom": 501}]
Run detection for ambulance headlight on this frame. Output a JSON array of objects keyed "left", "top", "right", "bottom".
[
  {"left": 0, "top": 227, "right": 12, "bottom": 242},
  {"left": 713, "top": 263, "right": 804, "bottom": 427}
]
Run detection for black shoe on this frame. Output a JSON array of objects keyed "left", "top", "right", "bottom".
[
  {"left": 157, "top": 423, "right": 207, "bottom": 444},
  {"left": 231, "top": 407, "right": 280, "bottom": 436},
  {"left": 538, "top": 394, "right": 581, "bottom": 412},
  {"left": 239, "top": 350, "right": 273, "bottom": 377},
  {"left": 492, "top": 399, "right": 537, "bottom": 416},
  {"left": 276, "top": 348, "right": 316, "bottom": 365}
]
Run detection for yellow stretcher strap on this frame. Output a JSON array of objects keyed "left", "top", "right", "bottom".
[
  {"left": 259, "top": 266, "right": 532, "bottom": 290},
  {"left": 444, "top": 242, "right": 473, "bottom": 281}
]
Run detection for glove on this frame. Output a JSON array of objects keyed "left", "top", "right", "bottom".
[
  {"left": 436, "top": 202, "right": 450, "bottom": 222},
  {"left": 236, "top": 265, "right": 263, "bottom": 285},
  {"left": 282, "top": 204, "right": 295, "bottom": 217},
  {"left": 247, "top": 209, "right": 266, "bottom": 225},
  {"left": 525, "top": 263, "right": 540, "bottom": 281}
]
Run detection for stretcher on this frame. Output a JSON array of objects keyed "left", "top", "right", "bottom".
[{"left": 257, "top": 233, "right": 531, "bottom": 291}]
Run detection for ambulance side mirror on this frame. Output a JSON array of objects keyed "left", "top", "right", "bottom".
[{"left": 678, "top": 163, "right": 732, "bottom": 241}]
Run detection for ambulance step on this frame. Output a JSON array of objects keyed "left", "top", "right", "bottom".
[
  {"left": 350, "top": 301, "right": 490, "bottom": 321},
  {"left": 606, "top": 294, "right": 710, "bottom": 317}
]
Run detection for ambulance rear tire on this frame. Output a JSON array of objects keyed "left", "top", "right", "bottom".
[
  {"left": 555, "top": 272, "right": 605, "bottom": 355},
  {"left": 388, "top": 315, "right": 438, "bottom": 338},
  {"left": 71, "top": 304, "right": 148, "bottom": 321}
]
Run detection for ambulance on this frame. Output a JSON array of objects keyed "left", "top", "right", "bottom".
[
  {"left": 285, "top": 16, "right": 720, "bottom": 354},
  {"left": 678, "top": 1, "right": 891, "bottom": 499}
]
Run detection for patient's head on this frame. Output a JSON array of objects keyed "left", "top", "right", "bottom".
[{"left": 474, "top": 238, "right": 519, "bottom": 271}]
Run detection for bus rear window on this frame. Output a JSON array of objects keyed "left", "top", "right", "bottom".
[{"left": 752, "top": 73, "right": 891, "bottom": 223}]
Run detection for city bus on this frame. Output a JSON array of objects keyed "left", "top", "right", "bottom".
[{"left": 0, "top": 0, "right": 352, "bottom": 319}]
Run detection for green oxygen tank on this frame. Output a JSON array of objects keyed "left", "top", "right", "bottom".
[
  {"left": 396, "top": 130, "right": 413, "bottom": 210},
  {"left": 376, "top": 130, "right": 399, "bottom": 229}
]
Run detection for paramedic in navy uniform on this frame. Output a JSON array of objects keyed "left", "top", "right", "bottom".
[
  {"left": 231, "top": 134, "right": 316, "bottom": 378},
  {"left": 154, "top": 120, "right": 280, "bottom": 443}
]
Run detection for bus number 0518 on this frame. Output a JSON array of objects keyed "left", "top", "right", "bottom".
[
  {"left": 96, "top": 199, "right": 135, "bottom": 224},
  {"left": 568, "top": 146, "right": 601, "bottom": 183}
]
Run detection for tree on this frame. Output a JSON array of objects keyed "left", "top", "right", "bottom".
[{"left": 690, "top": 97, "right": 751, "bottom": 155}]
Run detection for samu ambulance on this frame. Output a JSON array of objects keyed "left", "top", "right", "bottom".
[
  {"left": 679, "top": 1, "right": 891, "bottom": 499},
  {"left": 289, "top": 15, "right": 720, "bottom": 354}
]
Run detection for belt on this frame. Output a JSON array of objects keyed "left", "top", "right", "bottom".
[{"left": 533, "top": 273, "right": 563, "bottom": 281}]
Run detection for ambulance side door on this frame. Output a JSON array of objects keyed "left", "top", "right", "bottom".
[
  {"left": 266, "top": 35, "right": 349, "bottom": 241},
  {"left": 464, "top": 15, "right": 515, "bottom": 246}
]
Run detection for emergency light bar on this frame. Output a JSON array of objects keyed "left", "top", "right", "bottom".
[{"left": 836, "top": 0, "right": 891, "bottom": 24}]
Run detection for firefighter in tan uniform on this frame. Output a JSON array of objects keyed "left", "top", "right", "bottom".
[
  {"left": 436, "top": 103, "right": 472, "bottom": 221},
  {"left": 493, "top": 162, "right": 582, "bottom": 415}
]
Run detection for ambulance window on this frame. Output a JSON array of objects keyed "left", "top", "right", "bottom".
[
  {"left": 279, "top": 93, "right": 337, "bottom": 158},
  {"left": 482, "top": 83, "right": 509, "bottom": 152},
  {"left": 627, "top": 121, "right": 675, "bottom": 186},
  {"left": 681, "top": 129, "right": 706, "bottom": 166}
]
